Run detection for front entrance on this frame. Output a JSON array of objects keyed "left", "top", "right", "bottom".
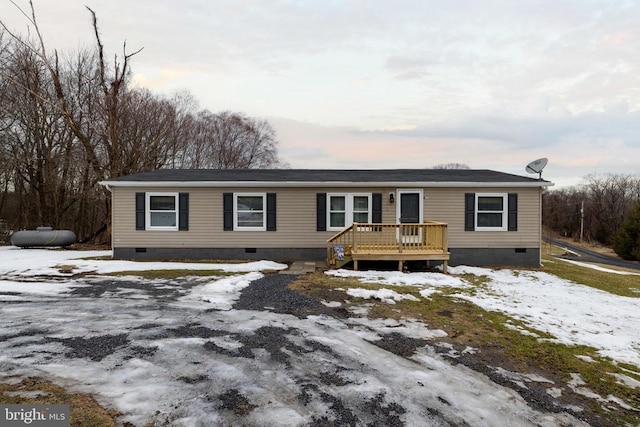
[
  {"left": 397, "top": 190, "right": 423, "bottom": 244},
  {"left": 399, "top": 192, "right": 421, "bottom": 223}
]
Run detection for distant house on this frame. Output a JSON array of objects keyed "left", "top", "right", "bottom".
[{"left": 99, "top": 169, "right": 553, "bottom": 269}]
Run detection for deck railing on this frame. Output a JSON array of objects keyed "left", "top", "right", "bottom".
[{"left": 327, "top": 221, "right": 448, "bottom": 265}]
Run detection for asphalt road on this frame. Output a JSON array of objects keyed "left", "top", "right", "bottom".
[{"left": 544, "top": 237, "right": 640, "bottom": 271}]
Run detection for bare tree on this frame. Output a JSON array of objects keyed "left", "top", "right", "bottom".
[
  {"left": 432, "top": 163, "right": 471, "bottom": 170},
  {"left": 583, "top": 173, "right": 638, "bottom": 245},
  {"left": 543, "top": 173, "right": 640, "bottom": 245},
  {"left": 0, "top": 2, "right": 147, "bottom": 241},
  {"left": 183, "top": 111, "right": 280, "bottom": 169},
  {"left": 0, "top": 3, "right": 286, "bottom": 244},
  {"left": 0, "top": 37, "right": 80, "bottom": 229},
  {"left": 543, "top": 187, "right": 586, "bottom": 238}
]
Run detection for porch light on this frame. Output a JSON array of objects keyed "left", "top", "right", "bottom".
[{"left": 389, "top": 192, "right": 395, "bottom": 203}]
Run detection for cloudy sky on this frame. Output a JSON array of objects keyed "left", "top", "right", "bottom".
[{"left": 2, "top": 0, "right": 639, "bottom": 187}]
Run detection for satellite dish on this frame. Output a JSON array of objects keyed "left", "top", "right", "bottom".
[{"left": 525, "top": 158, "right": 548, "bottom": 180}]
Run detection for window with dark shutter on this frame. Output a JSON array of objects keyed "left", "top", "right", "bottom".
[
  {"left": 179, "top": 193, "right": 189, "bottom": 231},
  {"left": 466, "top": 192, "right": 517, "bottom": 232},
  {"left": 266, "top": 193, "right": 277, "bottom": 231},
  {"left": 508, "top": 193, "right": 518, "bottom": 231},
  {"left": 223, "top": 193, "right": 233, "bottom": 231},
  {"left": 317, "top": 193, "right": 327, "bottom": 231},
  {"left": 135, "top": 192, "right": 145, "bottom": 230},
  {"left": 464, "top": 193, "right": 475, "bottom": 231}
]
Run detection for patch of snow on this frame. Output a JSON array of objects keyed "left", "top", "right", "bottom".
[
  {"left": 347, "top": 316, "right": 447, "bottom": 340},
  {"left": 328, "top": 264, "right": 640, "bottom": 369},
  {"left": 177, "top": 272, "right": 264, "bottom": 310},
  {"left": 504, "top": 322, "right": 540, "bottom": 338},
  {"left": 0, "top": 279, "right": 85, "bottom": 299},
  {"left": 495, "top": 367, "right": 554, "bottom": 388},
  {"left": 558, "top": 258, "right": 640, "bottom": 276},
  {"left": 418, "top": 288, "right": 440, "bottom": 299},
  {"left": 568, "top": 373, "right": 603, "bottom": 400},
  {"left": 610, "top": 372, "right": 640, "bottom": 389},
  {"left": 346, "top": 287, "right": 419, "bottom": 304},
  {"left": 547, "top": 388, "right": 563, "bottom": 398},
  {"left": 327, "top": 269, "right": 469, "bottom": 288},
  {"left": 321, "top": 300, "right": 342, "bottom": 307},
  {"left": 448, "top": 265, "right": 640, "bottom": 368},
  {"left": 0, "top": 246, "right": 286, "bottom": 278}
]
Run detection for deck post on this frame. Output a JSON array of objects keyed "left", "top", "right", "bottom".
[
  {"left": 352, "top": 223, "right": 358, "bottom": 253},
  {"left": 443, "top": 260, "right": 448, "bottom": 274},
  {"left": 354, "top": 259, "right": 359, "bottom": 271},
  {"left": 398, "top": 260, "right": 403, "bottom": 271}
]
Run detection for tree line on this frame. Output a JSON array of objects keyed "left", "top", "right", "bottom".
[
  {"left": 0, "top": 4, "right": 282, "bottom": 243},
  {"left": 543, "top": 174, "right": 640, "bottom": 260}
]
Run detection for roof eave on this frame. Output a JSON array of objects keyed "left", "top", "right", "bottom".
[{"left": 98, "top": 180, "right": 554, "bottom": 188}]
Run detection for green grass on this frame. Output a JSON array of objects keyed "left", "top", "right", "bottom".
[{"left": 542, "top": 256, "right": 640, "bottom": 298}]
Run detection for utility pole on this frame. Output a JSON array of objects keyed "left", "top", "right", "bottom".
[{"left": 580, "top": 200, "right": 584, "bottom": 243}]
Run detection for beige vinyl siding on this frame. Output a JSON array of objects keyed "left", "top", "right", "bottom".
[
  {"left": 112, "top": 186, "right": 393, "bottom": 249},
  {"left": 424, "top": 187, "right": 541, "bottom": 248},
  {"left": 111, "top": 185, "right": 541, "bottom": 250}
]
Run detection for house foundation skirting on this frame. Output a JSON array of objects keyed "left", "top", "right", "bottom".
[
  {"left": 113, "top": 246, "right": 541, "bottom": 268},
  {"left": 113, "top": 247, "right": 327, "bottom": 262},
  {"left": 448, "top": 248, "right": 541, "bottom": 268}
]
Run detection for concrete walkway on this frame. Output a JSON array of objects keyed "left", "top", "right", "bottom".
[{"left": 279, "top": 261, "right": 325, "bottom": 275}]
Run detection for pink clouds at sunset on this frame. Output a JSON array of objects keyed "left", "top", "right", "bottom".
[{"left": 2, "top": 0, "right": 638, "bottom": 188}]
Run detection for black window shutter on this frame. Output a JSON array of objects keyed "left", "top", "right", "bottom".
[
  {"left": 135, "top": 192, "right": 145, "bottom": 230},
  {"left": 372, "top": 193, "right": 382, "bottom": 223},
  {"left": 178, "top": 193, "right": 189, "bottom": 231},
  {"left": 223, "top": 193, "right": 233, "bottom": 231},
  {"left": 508, "top": 193, "right": 518, "bottom": 231},
  {"left": 316, "top": 193, "right": 327, "bottom": 231},
  {"left": 464, "top": 193, "right": 475, "bottom": 231},
  {"left": 266, "top": 193, "right": 277, "bottom": 231}
]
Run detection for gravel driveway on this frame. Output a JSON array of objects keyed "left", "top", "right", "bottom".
[{"left": 0, "top": 270, "right": 587, "bottom": 426}]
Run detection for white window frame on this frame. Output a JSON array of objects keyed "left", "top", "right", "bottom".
[
  {"left": 234, "top": 193, "right": 266, "bottom": 231},
  {"left": 475, "top": 193, "right": 508, "bottom": 231},
  {"left": 327, "top": 193, "right": 372, "bottom": 231},
  {"left": 146, "top": 192, "right": 179, "bottom": 231}
]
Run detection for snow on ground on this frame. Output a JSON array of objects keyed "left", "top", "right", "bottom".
[
  {"left": 555, "top": 257, "right": 640, "bottom": 275},
  {"left": 0, "top": 247, "right": 625, "bottom": 425},
  {"left": 327, "top": 265, "right": 640, "bottom": 369},
  {"left": 0, "top": 246, "right": 286, "bottom": 277},
  {"left": 345, "top": 287, "right": 419, "bottom": 304}
]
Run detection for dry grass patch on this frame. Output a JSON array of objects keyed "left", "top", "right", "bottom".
[{"left": 0, "top": 377, "right": 119, "bottom": 427}]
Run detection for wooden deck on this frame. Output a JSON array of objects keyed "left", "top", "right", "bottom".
[{"left": 327, "top": 221, "right": 450, "bottom": 273}]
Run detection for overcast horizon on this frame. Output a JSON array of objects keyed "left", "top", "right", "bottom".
[{"left": 2, "top": 0, "right": 639, "bottom": 188}]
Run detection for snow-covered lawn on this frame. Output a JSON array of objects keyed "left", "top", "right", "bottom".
[
  {"left": 328, "top": 265, "right": 640, "bottom": 369},
  {"left": 1, "top": 246, "right": 637, "bottom": 425}
]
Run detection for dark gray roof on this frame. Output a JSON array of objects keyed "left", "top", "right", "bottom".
[{"left": 104, "top": 168, "right": 549, "bottom": 184}]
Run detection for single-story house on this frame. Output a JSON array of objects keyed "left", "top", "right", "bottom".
[{"left": 99, "top": 169, "right": 553, "bottom": 269}]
